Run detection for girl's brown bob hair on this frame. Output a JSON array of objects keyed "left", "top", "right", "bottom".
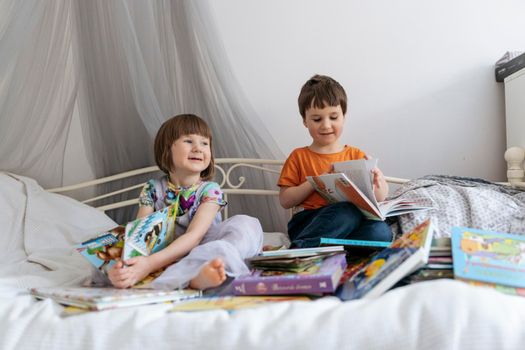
[{"left": 154, "top": 114, "right": 215, "bottom": 180}]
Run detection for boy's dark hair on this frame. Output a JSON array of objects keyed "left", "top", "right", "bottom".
[
  {"left": 298, "top": 74, "right": 347, "bottom": 119},
  {"left": 154, "top": 114, "right": 215, "bottom": 180}
]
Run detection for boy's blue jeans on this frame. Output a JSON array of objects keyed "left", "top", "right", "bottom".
[{"left": 287, "top": 202, "right": 392, "bottom": 248}]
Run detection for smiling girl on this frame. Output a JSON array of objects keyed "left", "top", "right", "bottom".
[{"left": 108, "top": 114, "right": 263, "bottom": 290}]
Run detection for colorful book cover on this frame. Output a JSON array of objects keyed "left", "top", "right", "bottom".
[
  {"left": 123, "top": 203, "right": 177, "bottom": 259},
  {"left": 232, "top": 253, "right": 347, "bottom": 295},
  {"left": 75, "top": 226, "right": 126, "bottom": 275},
  {"left": 457, "top": 279, "right": 525, "bottom": 297},
  {"left": 29, "top": 287, "right": 202, "bottom": 311},
  {"left": 338, "top": 219, "right": 436, "bottom": 300},
  {"left": 75, "top": 203, "right": 178, "bottom": 279},
  {"left": 451, "top": 226, "right": 525, "bottom": 289}
]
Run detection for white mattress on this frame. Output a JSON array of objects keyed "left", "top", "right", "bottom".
[{"left": 1, "top": 172, "right": 525, "bottom": 350}]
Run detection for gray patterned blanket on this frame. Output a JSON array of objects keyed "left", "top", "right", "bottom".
[{"left": 389, "top": 175, "right": 525, "bottom": 237}]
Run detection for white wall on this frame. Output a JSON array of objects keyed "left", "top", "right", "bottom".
[{"left": 209, "top": 0, "right": 525, "bottom": 181}]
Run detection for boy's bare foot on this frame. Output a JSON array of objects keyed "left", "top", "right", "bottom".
[{"left": 189, "top": 258, "right": 227, "bottom": 290}]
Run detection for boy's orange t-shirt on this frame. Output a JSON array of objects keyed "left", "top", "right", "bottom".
[{"left": 278, "top": 146, "right": 366, "bottom": 210}]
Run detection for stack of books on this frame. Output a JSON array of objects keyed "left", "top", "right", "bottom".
[
  {"left": 232, "top": 246, "right": 347, "bottom": 296},
  {"left": 401, "top": 236, "right": 454, "bottom": 284},
  {"left": 451, "top": 226, "right": 525, "bottom": 297}
]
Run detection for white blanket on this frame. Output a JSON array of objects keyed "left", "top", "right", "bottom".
[{"left": 2, "top": 173, "right": 525, "bottom": 350}]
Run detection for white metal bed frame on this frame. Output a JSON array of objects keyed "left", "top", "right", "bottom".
[{"left": 47, "top": 158, "right": 410, "bottom": 219}]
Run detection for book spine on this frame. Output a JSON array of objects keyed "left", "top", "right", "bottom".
[{"left": 232, "top": 274, "right": 338, "bottom": 295}]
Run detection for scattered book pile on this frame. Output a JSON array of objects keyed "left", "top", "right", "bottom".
[
  {"left": 232, "top": 246, "right": 347, "bottom": 296},
  {"left": 401, "top": 236, "right": 454, "bottom": 284},
  {"left": 29, "top": 286, "right": 201, "bottom": 311},
  {"left": 451, "top": 226, "right": 525, "bottom": 297},
  {"left": 307, "top": 159, "right": 433, "bottom": 221},
  {"left": 75, "top": 203, "right": 178, "bottom": 284},
  {"left": 338, "top": 219, "right": 436, "bottom": 300}
]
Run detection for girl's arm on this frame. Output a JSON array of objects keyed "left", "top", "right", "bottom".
[
  {"left": 146, "top": 202, "right": 220, "bottom": 271},
  {"left": 136, "top": 205, "right": 154, "bottom": 219},
  {"left": 279, "top": 182, "right": 316, "bottom": 209}
]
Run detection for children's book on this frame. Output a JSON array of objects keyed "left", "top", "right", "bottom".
[
  {"left": 319, "top": 237, "right": 392, "bottom": 253},
  {"left": 254, "top": 245, "right": 344, "bottom": 259},
  {"left": 451, "top": 226, "right": 525, "bottom": 289},
  {"left": 233, "top": 253, "right": 347, "bottom": 296},
  {"left": 75, "top": 203, "right": 178, "bottom": 278},
  {"left": 171, "top": 295, "right": 312, "bottom": 312},
  {"left": 307, "top": 159, "right": 432, "bottom": 221},
  {"left": 248, "top": 255, "right": 327, "bottom": 273},
  {"left": 456, "top": 279, "right": 525, "bottom": 297},
  {"left": 29, "top": 286, "right": 201, "bottom": 311},
  {"left": 337, "top": 219, "right": 436, "bottom": 300}
]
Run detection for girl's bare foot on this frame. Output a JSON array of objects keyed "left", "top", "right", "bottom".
[{"left": 189, "top": 258, "right": 227, "bottom": 290}]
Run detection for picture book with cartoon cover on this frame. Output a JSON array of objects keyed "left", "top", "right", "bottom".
[
  {"left": 75, "top": 203, "right": 178, "bottom": 277},
  {"left": 29, "top": 286, "right": 201, "bottom": 311},
  {"left": 338, "top": 219, "right": 436, "bottom": 300},
  {"left": 451, "top": 227, "right": 525, "bottom": 289},
  {"left": 307, "top": 159, "right": 432, "bottom": 221}
]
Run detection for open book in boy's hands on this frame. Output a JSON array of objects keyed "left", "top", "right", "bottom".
[
  {"left": 306, "top": 158, "right": 432, "bottom": 221},
  {"left": 75, "top": 203, "right": 178, "bottom": 283}
]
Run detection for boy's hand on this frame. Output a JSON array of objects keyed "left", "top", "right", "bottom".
[
  {"left": 371, "top": 167, "right": 389, "bottom": 202},
  {"left": 371, "top": 167, "right": 385, "bottom": 190},
  {"left": 108, "top": 257, "right": 153, "bottom": 288}
]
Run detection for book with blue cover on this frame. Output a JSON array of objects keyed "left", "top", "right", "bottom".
[
  {"left": 338, "top": 219, "right": 436, "bottom": 300},
  {"left": 319, "top": 237, "right": 392, "bottom": 252},
  {"left": 451, "top": 226, "right": 525, "bottom": 289}
]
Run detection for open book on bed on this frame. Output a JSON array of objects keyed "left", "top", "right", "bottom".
[
  {"left": 30, "top": 287, "right": 201, "bottom": 311},
  {"left": 307, "top": 159, "right": 432, "bottom": 221}
]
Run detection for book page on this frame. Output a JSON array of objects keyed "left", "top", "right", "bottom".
[
  {"left": 333, "top": 159, "right": 378, "bottom": 206},
  {"left": 307, "top": 173, "right": 383, "bottom": 220}
]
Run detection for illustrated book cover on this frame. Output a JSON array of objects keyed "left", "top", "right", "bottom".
[
  {"left": 232, "top": 252, "right": 348, "bottom": 295},
  {"left": 307, "top": 159, "right": 432, "bottom": 221},
  {"left": 75, "top": 203, "right": 177, "bottom": 277},
  {"left": 29, "top": 286, "right": 201, "bottom": 311},
  {"left": 451, "top": 226, "right": 525, "bottom": 289},
  {"left": 338, "top": 219, "right": 436, "bottom": 300}
]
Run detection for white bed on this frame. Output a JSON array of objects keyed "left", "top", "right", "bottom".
[{"left": 2, "top": 158, "right": 525, "bottom": 350}]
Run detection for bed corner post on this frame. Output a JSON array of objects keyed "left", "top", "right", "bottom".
[{"left": 504, "top": 147, "right": 525, "bottom": 184}]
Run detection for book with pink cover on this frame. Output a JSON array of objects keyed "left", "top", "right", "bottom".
[{"left": 307, "top": 159, "right": 432, "bottom": 221}]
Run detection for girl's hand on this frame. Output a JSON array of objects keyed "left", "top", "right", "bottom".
[{"left": 108, "top": 257, "right": 153, "bottom": 288}]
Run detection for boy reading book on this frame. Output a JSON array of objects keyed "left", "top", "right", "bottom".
[
  {"left": 307, "top": 158, "right": 432, "bottom": 221},
  {"left": 278, "top": 74, "right": 392, "bottom": 248}
]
